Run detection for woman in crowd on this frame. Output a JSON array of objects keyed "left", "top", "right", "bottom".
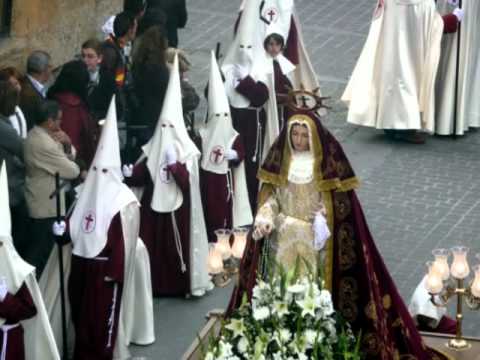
[
  {"left": 132, "top": 25, "right": 170, "bottom": 145},
  {"left": 48, "top": 60, "right": 98, "bottom": 169}
]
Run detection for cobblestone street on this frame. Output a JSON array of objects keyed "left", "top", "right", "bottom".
[{"left": 131, "top": 1, "right": 480, "bottom": 358}]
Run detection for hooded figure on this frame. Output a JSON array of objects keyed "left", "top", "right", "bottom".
[
  {"left": 199, "top": 52, "right": 252, "bottom": 242},
  {"left": 228, "top": 110, "right": 450, "bottom": 360},
  {"left": 221, "top": 0, "right": 271, "bottom": 213},
  {"left": 68, "top": 96, "right": 140, "bottom": 359},
  {"left": 125, "top": 55, "right": 212, "bottom": 297},
  {"left": 0, "top": 162, "right": 60, "bottom": 360},
  {"left": 435, "top": 0, "right": 478, "bottom": 136},
  {"left": 341, "top": 0, "right": 460, "bottom": 138}
]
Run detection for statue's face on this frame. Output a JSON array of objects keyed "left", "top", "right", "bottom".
[{"left": 290, "top": 124, "right": 310, "bottom": 152}]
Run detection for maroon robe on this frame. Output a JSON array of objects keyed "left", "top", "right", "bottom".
[
  {"left": 228, "top": 110, "right": 449, "bottom": 359},
  {"left": 200, "top": 136, "right": 246, "bottom": 243},
  {"left": 0, "top": 284, "right": 37, "bottom": 360},
  {"left": 231, "top": 77, "right": 269, "bottom": 213},
  {"left": 68, "top": 214, "right": 125, "bottom": 360},
  {"left": 125, "top": 160, "right": 191, "bottom": 297},
  {"left": 442, "top": 13, "right": 459, "bottom": 34}
]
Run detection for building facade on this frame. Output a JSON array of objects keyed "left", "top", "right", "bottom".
[{"left": 0, "top": 0, "right": 122, "bottom": 69}]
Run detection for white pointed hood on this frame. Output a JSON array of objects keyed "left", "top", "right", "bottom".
[
  {"left": 0, "top": 161, "right": 11, "bottom": 239},
  {"left": 200, "top": 52, "right": 239, "bottom": 174},
  {"left": 0, "top": 162, "right": 32, "bottom": 290},
  {"left": 261, "top": 0, "right": 294, "bottom": 40},
  {"left": 70, "top": 96, "right": 138, "bottom": 258},
  {"left": 142, "top": 54, "right": 200, "bottom": 213},
  {"left": 0, "top": 161, "right": 61, "bottom": 359},
  {"left": 222, "top": 0, "right": 269, "bottom": 108}
]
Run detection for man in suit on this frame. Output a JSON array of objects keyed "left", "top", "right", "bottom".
[
  {"left": 19, "top": 51, "right": 52, "bottom": 130},
  {"left": 24, "top": 100, "right": 80, "bottom": 276}
]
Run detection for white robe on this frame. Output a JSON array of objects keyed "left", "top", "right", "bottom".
[
  {"left": 435, "top": 0, "right": 480, "bottom": 135},
  {"left": 342, "top": 0, "right": 444, "bottom": 132}
]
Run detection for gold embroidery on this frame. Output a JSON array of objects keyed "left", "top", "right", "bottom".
[
  {"left": 339, "top": 277, "right": 359, "bottom": 322},
  {"left": 322, "top": 191, "right": 334, "bottom": 292},
  {"left": 338, "top": 223, "right": 356, "bottom": 271},
  {"left": 383, "top": 294, "right": 392, "bottom": 310},
  {"left": 365, "top": 301, "right": 378, "bottom": 322},
  {"left": 362, "top": 333, "right": 380, "bottom": 355},
  {"left": 334, "top": 192, "right": 352, "bottom": 221}
]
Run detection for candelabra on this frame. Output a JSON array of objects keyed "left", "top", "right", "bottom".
[
  {"left": 425, "top": 247, "right": 480, "bottom": 350},
  {"left": 207, "top": 228, "right": 249, "bottom": 287}
]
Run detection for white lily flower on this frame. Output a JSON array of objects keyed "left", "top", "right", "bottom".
[
  {"left": 225, "top": 318, "right": 246, "bottom": 338},
  {"left": 296, "top": 296, "right": 317, "bottom": 317},
  {"left": 287, "top": 283, "right": 305, "bottom": 294},
  {"left": 236, "top": 337, "right": 248, "bottom": 354},
  {"left": 253, "top": 306, "right": 270, "bottom": 321},
  {"left": 273, "top": 301, "right": 289, "bottom": 318}
]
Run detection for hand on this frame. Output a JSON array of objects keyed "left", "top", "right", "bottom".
[
  {"left": 447, "top": 0, "right": 459, "bottom": 6},
  {"left": 104, "top": 276, "right": 114, "bottom": 282},
  {"left": 51, "top": 130, "right": 72, "bottom": 146},
  {"left": 52, "top": 220, "right": 66, "bottom": 237},
  {"left": 233, "top": 64, "right": 249, "bottom": 81},
  {"left": 122, "top": 164, "right": 134, "bottom": 178},
  {"left": 225, "top": 149, "right": 239, "bottom": 161},
  {"left": 252, "top": 222, "right": 273, "bottom": 240},
  {"left": 0, "top": 277, "right": 8, "bottom": 301},
  {"left": 165, "top": 145, "right": 177, "bottom": 165},
  {"left": 313, "top": 212, "right": 330, "bottom": 251},
  {"left": 453, "top": 7, "right": 464, "bottom": 22}
]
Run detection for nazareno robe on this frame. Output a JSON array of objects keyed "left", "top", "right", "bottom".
[
  {"left": 228, "top": 110, "right": 449, "bottom": 359},
  {"left": 230, "top": 77, "right": 269, "bottom": 213},
  {"left": 126, "top": 159, "right": 191, "bottom": 297},
  {"left": 200, "top": 136, "right": 245, "bottom": 243},
  {"left": 68, "top": 214, "right": 125, "bottom": 360},
  {"left": 0, "top": 284, "right": 37, "bottom": 360}
]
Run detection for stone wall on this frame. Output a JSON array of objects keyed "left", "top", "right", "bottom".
[{"left": 0, "top": 0, "right": 122, "bottom": 69}]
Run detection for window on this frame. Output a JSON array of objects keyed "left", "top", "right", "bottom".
[{"left": 0, "top": 0, "right": 13, "bottom": 36}]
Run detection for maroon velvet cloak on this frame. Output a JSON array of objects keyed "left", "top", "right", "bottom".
[{"left": 228, "top": 110, "right": 448, "bottom": 360}]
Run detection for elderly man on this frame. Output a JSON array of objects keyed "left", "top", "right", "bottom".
[
  {"left": 19, "top": 51, "right": 52, "bottom": 130},
  {"left": 23, "top": 100, "right": 80, "bottom": 277}
]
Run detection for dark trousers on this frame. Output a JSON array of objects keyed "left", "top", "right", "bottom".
[
  {"left": 10, "top": 201, "right": 30, "bottom": 258},
  {"left": 24, "top": 217, "right": 56, "bottom": 278}
]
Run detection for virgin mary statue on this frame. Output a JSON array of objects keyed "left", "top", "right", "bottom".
[{"left": 228, "top": 109, "right": 447, "bottom": 359}]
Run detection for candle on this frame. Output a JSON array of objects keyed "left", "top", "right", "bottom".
[
  {"left": 425, "top": 261, "right": 443, "bottom": 294},
  {"left": 450, "top": 246, "right": 470, "bottom": 279},
  {"left": 471, "top": 265, "right": 480, "bottom": 298},
  {"left": 232, "top": 228, "right": 249, "bottom": 259},
  {"left": 207, "top": 245, "right": 224, "bottom": 274},
  {"left": 432, "top": 249, "right": 450, "bottom": 281},
  {"left": 214, "top": 229, "right": 232, "bottom": 260}
]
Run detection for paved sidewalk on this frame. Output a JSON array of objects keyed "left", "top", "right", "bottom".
[{"left": 131, "top": 1, "right": 480, "bottom": 358}]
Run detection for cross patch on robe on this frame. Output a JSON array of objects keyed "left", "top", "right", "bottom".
[
  {"left": 82, "top": 211, "right": 96, "bottom": 233},
  {"left": 263, "top": 7, "right": 279, "bottom": 23},
  {"left": 159, "top": 162, "right": 173, "bottom": 184},
  {"left": 209, "top": 146, "right": 225, "bottom": 165}
]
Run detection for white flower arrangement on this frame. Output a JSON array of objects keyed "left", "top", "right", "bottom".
[{"left": 203, "top": 259, "right": 361, "bottom": 360}]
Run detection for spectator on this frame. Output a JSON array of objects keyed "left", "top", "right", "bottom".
[
  {"left": 124, "top": 0, "right": 147, "bottom": 20},
  {"left": 81, "top": 38, "right": 116, "bottom": 121},
  {"left": 132, "top": 25, "right": 169, "bottom": 147},
  {"left": 19, "top": 50, "right": 52, "bottom": 130},
  {"left": 148, "top": 0, "right": 187, "bottom": 47},
  {"left": 48, "top": 60, "right": 98, "bottom": 169},
  {"left": 0, "top": 80, "right": 28, "bottom": 254},
  {"left": 24, "top": 100, "right": 80, "bottom": 276},
  {"left": 102, "top": 12, "right": 137, "bottom": 125},
  {"left": 0, "top": 67, "right": 28, "bottom": 139},
  {"left": 137, "top": 6, "right": 167, "bottom": 37}
]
